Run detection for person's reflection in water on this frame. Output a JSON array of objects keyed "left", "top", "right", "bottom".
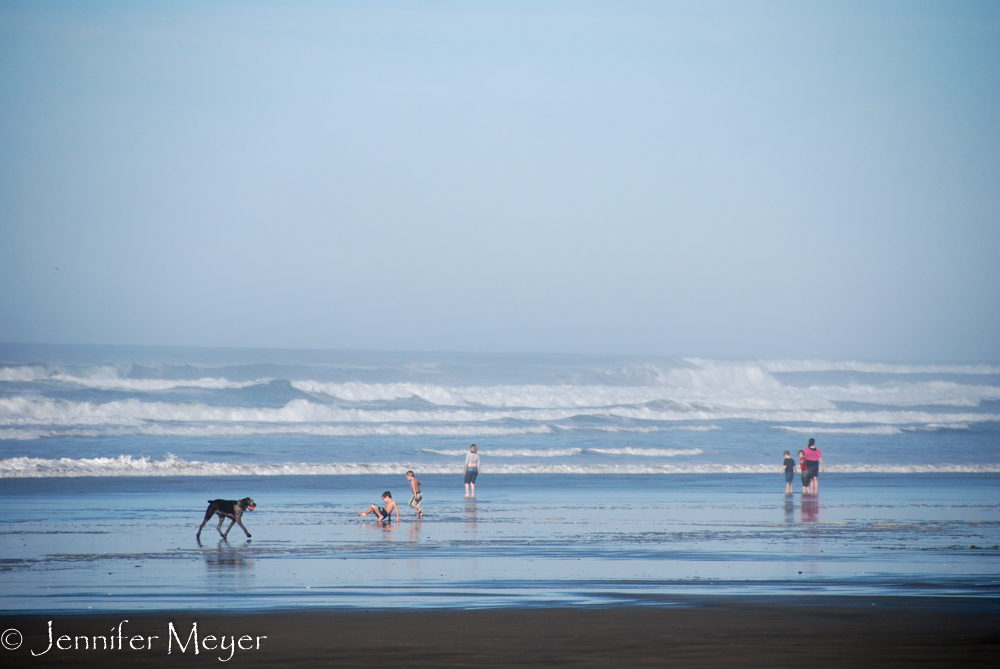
[
  {"left": 359, "top": 519, "right": 400, "bottom": 540},
  {"left": 408, "top": 516, "right": 422, "bottom": 541},
  {"left": 784, "top": 497, "right": 795, "bottom": 524},
  {"left": 464, "top": 502, "right": 479, "bottom": 530},
  {"left": 406, "top": 519, "right": 422, "bottom": 582},
  {"left": 463, "top": 502, "right": 480, "bottom": 580},
  {"left": 801, "top": 499, "right": 820, "bottom": 523}
]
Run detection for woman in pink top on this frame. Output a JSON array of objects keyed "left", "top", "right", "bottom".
[{"left": 803, "top": 438, "right": 824, "bottom": 495}]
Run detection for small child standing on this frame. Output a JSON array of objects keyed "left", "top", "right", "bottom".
[
  {"left": 406, "top": 470, "right": 423, "bottom": 518},
  {"left": 798, "top": 450, "right": 809, "bottom": 494},
  {"left": 358, "top": 491, "right": 399, "bottom": 523},
  {"left": 782, "top": 451, "right": 796, "bottom": 494}
]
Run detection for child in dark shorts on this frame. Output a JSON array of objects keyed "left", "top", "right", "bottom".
[
  {"left": 358, "top": 491, "right": 399, "bottom": 523},
  {"left": 804, "top": 438, "right": 824, "bottom": 495},
  {"left": 782, "top": 451, "right": 796, "bottom": 494}
]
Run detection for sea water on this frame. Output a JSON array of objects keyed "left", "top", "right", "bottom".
[{"left": 1, "top": 344, "right": 998, "bottom": 610}]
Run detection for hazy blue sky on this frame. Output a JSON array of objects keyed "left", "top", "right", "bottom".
[{"left": 1, "top": 1, "right": 997, "bottom": 360}]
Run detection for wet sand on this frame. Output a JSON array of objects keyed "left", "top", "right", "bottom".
[
  {"left": 4, "top": 475, "right": 999, "bottom": 611},
  {"left": 3, "top": 598, "right": 997, "bottom": 667}
]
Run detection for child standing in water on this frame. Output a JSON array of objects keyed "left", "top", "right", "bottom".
[
  {"left": 406, "top": 470, "right": 423, "bottom": 518},
  {"left": 798, "top": 450, "right": 809, "bottom": 494},
  {"left": 464, "top": 444, "right": 480, "bottom": 497},
  {"left": 782, "top": 451, "right": 796, "bottom": 494}
]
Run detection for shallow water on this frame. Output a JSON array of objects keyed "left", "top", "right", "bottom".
[{"left": 1, "top": 474, "right": 997, "bottom": 611}]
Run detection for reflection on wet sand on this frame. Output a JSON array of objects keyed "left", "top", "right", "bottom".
[
  {"left": 202, "top": 539, "right": 254, "bottom": 573},
  {"left": 407, "top": 519, "right": 423, "bottom": 580},
  {"left": 801, "top": 499, "right": 820, "bottom": 523},
  {"left": 464, "top": 502, "right": 479, "bottom": 528},
  {"left": 2, "top": 475, "right": 997, "bottom": 611}
]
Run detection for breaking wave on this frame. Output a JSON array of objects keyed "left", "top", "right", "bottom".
[
  {"left": 420, "top": 448, "right": 582, "bottom": 457},
  {"left": 3, "top": 455, "right": 998, "bottom": 478},
  {"left": 0, "top": 424, "right": 555, "bottom": 441},
  {"left": 11, "top": 366, "right": 996, "bottom": 411},
  {"left": 292, "top": 379, "right": 1000, "bottom": 410},
  {"left": 757, "top": 360, "right": 1000, "bottom": 375},
  {"left": 3, "top": 356, "right": 998, "bottom": 456},
  {"left": 587, "top": 448, "right": 704, "bottom": 457},
  {"left": 0, "top": 365, "right": 265, "bottom": 391},
  {"left": 776, "top": 426, "right": 904, "bottom": 436},
  {"left": 2, "top": 397, "right": 998, "bottom": 430}
]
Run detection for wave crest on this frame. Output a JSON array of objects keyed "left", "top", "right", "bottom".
[
  {"left": 420, "top": 448, "right": 582, "bottom": 457},
  {"left": 4, "top": 455, "right": 998, "bottom": 478},
  {"left": 587, "top": 448, "right": 704, "bottom": 457}
]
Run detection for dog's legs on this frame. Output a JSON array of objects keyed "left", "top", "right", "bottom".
[
  {"left": 196, "top": 508, "right": 215, "bottom": 538},
  {"left": 235, "top": 518, "right": 252, "bottom": 538},
  {"left": 223, "top": 518, "right": 237, "bottom": 539},
  {"left": 216, "top": 514, "right": 226, "bottom": 537}
]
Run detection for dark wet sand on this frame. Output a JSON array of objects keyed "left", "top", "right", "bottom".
[{"left": 3, "top": 598, "right": 998, "bottom": 667}]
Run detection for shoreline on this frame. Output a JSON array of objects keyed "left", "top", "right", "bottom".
[{"left": 2, "top": 597, "right": 997, "bottom": 667}]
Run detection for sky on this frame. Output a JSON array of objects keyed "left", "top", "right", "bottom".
[{"left": 0, "top": 1, "right": 997, "bottom": 361}]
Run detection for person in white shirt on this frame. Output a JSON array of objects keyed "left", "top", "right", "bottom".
[{"left": 464, "top": 444, "right": 481, "bottom": 498}]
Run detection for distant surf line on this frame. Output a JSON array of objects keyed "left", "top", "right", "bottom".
[
  {"left": 419, "top": 447, "right": 704, "bottom": 458},
  {"left": 2, "top": 455, "right": 998, "bottom": 478},
  {"left": 2, "top": 396, "right": 997, "bottom": 429}
]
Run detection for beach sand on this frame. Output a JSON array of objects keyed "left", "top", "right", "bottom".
[{"left": 2, "top": 598, "right": 997, "bottom": 667}]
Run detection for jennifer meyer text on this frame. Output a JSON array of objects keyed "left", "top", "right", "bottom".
[{"left": 3, "top": 620, "right": 266, "bottom": 662}]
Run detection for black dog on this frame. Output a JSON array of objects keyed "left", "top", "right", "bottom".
[{"left": 196, "top": 498, "right": 255, "bottom": 540}]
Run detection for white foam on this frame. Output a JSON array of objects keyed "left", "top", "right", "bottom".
[
  {"left": 292, "top": 380, "right": 684, "bottom": 408},
  {"left": 6, "top": 359, "right": 1000, "bottom": 420},
  {"left": 552, "top": 425, "right": 664, "bottom": 434},
  {"left": 562, "top": 425, "right": 720, "bottom": 433},
  {"left": 758, "top": 359, "right": 1000, "bottom": 375},
  {"left": 4, "top": 356, "right": 1000, "bottom": 448},
  {"left": 3, "top": 455, "right": 998, "bottom": 478},
  {"left": 0, "top": 365, "right": 47, "bottom": 382},
  {"left": 826, "top": 463, "right": 1000, "bottom": 473},
  {"left": 775, "top": 426, "right": 904, "bottom": 435},
  {"left": 0, "top": 424, "right": 554, "bottom": 441},
  {"left": 420, "top": 448, "right": 582, "bottom": 457},
  {"left": 903, "top": 423, "right": 971, "bottom": 432},
  {"left": 2, "top": 396, "right": 998, "bottom": 442},
  {"left": 48, "top": 375, "right": 266, "bottom": 391},
  {"left": 586, "top": 448, "right": 704, "bottom": 457},
  {"left": 296, "top": 376, "right": 1000, "bottom": 412},
  {"left": 0, "top": 365, "right": 264, "bottom": 390},
  {"left": 781, "top": 423, "right": 975, "bottom": 436}
]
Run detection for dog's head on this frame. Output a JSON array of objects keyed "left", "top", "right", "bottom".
[{"left": 240, "top": 497, "right": 256, "bottom": 511}]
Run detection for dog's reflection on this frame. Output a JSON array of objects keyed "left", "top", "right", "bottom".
[{"left": 200, "top": 538, "right": 254, "bottom": 573}]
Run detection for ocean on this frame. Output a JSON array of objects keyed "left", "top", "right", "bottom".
[{"left": 1, "top": 344, "right": 998, "bottom": 611}]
